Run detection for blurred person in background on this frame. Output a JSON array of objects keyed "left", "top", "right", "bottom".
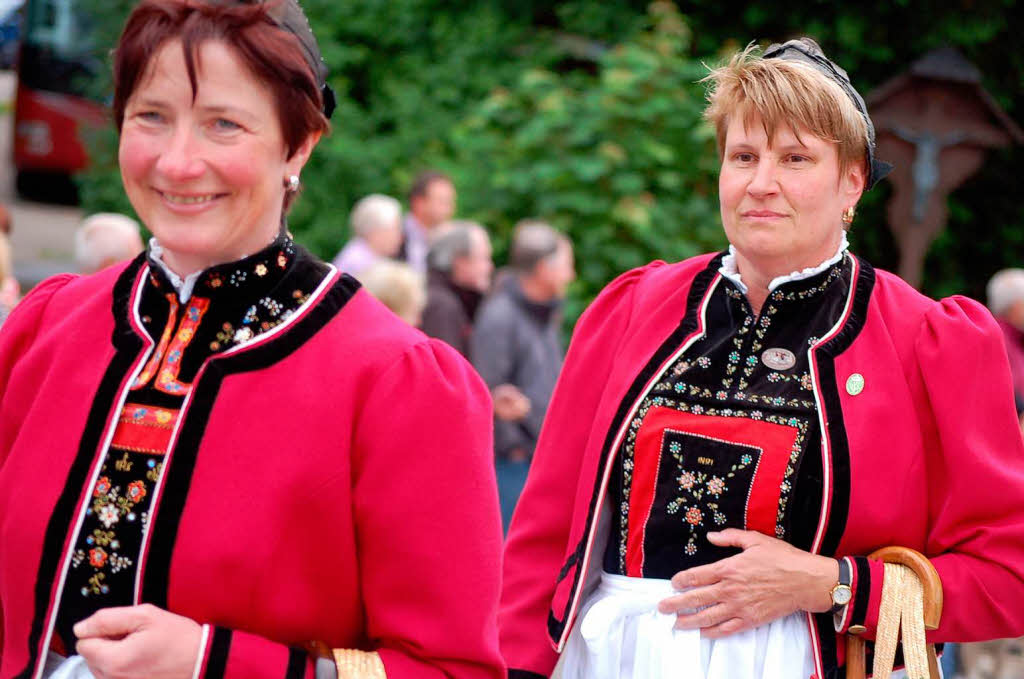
[
  {"left": 331, "top": 193, "right": 403, "bottom": 278},
  {"left": 359, "top": 259, "right": 426, "bottom": 327},
  {"left": 500, "top": 39, "right": 1024, "bottom": 679},
  {"left": 74, "top": 212, "right": 145, "bottom": 274},
  {"left": 400, "top": 170, "right": 456, "bottom": 273},
  {"left": 0, "top": 231, "right": 15, "bottom": 327},
  {"left": 987, "top": 268, "right": 1024, "bottom": 413},
  {"left": 421, "top": 220, "right": 493, "bottom": 356},
  {"left": 0, "top": 2, "right": 504, "bottom": 678},
  {"left": 471, "top": 220, "right": 575, "bottom": 531}
]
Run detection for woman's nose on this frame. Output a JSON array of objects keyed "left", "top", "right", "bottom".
[
  {"left": 747, "top": 159, "right": 779, "bottom": 196},
  {"left": 155, "top": 125, "right": 204, "bottom": 181}
]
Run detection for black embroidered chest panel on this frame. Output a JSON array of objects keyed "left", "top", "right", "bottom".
[
  {"left": 53, "top": 236, "right": 330, "bottom": 649},
  {"left": 603, "top": 255, "right": 854, "bottom": 579}
]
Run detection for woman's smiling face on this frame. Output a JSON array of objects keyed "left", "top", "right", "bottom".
[{"left": 118, "top": 39, "right": 315, "bottom": 277}]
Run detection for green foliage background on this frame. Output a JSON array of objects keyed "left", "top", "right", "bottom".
[{"left": 75, "top": 0, "right": 1024, "bottom": 322}]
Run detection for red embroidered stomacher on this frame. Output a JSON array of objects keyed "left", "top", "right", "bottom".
[{"left": 625, "top": 408, "right": 799, "bottom": 577}]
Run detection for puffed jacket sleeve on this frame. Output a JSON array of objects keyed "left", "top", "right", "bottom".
[
  {"left": 836, "top": 296, "right": 1024, "bottom": 641},
  {"left": 351, "top": 338, "right": 505, "bottom": 678},
  {"left": 192, "top": 339, "right": 505, "bottom": 679},
  {"left": 500, "top": 264, "right": 660, "bottom": 678},
  {"left": 0, "top": 274, "right": 77, "bottom": 466}
]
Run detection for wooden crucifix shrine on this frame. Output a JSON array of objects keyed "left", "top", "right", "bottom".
[{"left": 867, "top": 48, "right": 1023, "bottom": 288}]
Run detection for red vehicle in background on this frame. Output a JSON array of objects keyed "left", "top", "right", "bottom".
[{"left": 13, "top": 0, "right": 105, "bottom": 202}]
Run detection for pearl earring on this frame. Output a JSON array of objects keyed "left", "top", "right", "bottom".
[
  {"left": 842, "top": 206, "right": 856, "bottom": 225},
  {"left": 286, "top": 175, "right": 300, "bottom": 193}
]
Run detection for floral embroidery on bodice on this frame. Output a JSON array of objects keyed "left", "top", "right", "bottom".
[
  {"left": 54, "top": 235, "right": 329, "bottom": 648},
  {"left": 604, "top": 254, "right": 853, "bottom": 579}
]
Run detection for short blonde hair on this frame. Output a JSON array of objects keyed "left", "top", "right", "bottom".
[
  {"left": 703, "top": 43, "right": 869, "bottom": 177},
  {"left": 359, "top": 260, "right": 426, "bottom": 326}
]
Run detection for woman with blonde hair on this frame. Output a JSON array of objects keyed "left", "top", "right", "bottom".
[{"left": 499, "top": 38, "right": 1024, "bottom": 679}]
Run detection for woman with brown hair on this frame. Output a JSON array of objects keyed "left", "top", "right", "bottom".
[{"left": 0, "top": 2, "right": 504, "bottom": 678}]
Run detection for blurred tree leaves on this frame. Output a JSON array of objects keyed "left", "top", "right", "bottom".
[{"left": 75, "top": 0, "right": 1023, "bottom": 315}]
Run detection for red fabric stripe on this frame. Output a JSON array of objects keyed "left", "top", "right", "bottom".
[
  {"left": 624, "top": 407, "right": 799, "bottom": 575},
  {"left": 110, "top": 405, "right": 178, "bottom": 454}
]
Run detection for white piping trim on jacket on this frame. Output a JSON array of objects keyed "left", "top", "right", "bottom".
[
  {"left": 190, "top": 624, "right": 211, "bottom": 679},
  {"left": 133, "top": 266, "right": 340, "bottom": 601},
  {"left": 805, "top": 253, "right": 860, "bottom": 679},
  {"left": 555, "top": 273, "right": 722, "bottom": 652},
  {"left": 34, "top": 266, "right": 157, "bottom": 679}
]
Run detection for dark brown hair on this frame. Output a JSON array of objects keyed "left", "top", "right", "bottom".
[
  {"left": 408, "top": 170, "right": 453, "bottom": 203},
  {"left": 113, "top": 0, "right": 329, "bottom": 159}
]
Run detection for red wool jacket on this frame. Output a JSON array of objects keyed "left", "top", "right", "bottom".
[
  {"left": 500, "top": 253, "right": 1024, "bottom": 679},
  {"left": 0, "top": 259, "right": 505, "bottom": 679}
]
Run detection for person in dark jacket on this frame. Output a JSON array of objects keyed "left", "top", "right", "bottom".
[
  {"left": 421, "top": 220, "right": 493, "bottom": 356},
  {"left": 471, "top": 220, "right": 575, "bottom": 529}
]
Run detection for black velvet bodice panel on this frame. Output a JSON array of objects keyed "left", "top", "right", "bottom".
[{"left": 604, "top": 255, "right": 853, "bottom": 579}]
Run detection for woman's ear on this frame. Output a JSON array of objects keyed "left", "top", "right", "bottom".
[
  {"left": 843, "top": 159, "right": 867, "bottom": 204},
  {"left": 285, "top": 131, "right": 323, "bottom": 176}
]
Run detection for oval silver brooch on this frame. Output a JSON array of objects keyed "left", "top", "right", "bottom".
[{"left": 761, "top": 348, "right": 796, "bottom": 371}]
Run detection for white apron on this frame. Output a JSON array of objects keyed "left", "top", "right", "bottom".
[{"left": 555, "top": 572, "right": 817, "bottom": 679}]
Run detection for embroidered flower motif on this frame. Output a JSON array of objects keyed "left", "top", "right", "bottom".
[
  {"left": 767, "top": 372, "right": 782, "bottom": 383},
  {"left": 691, "top": 405, "right": 704, "bottom": 414},
  {"left": 685, "top": 507, "right": 703, "bottom": 525},
  {"left": 166, "top": 349, "right": 182, "bottom": 366},
  {"left": 728, "top": 351, "right": 740, "bottom": 364},
  {"left": 669, "top": 441, "right": 682, "bottom": 454},
  {"left": 684, "top": 542, "right": 697, "bottom": 556},
  {"left": 278, "top": 252, "right": 288, "bottom": 268},
  {"left": 126, "top": 481, "right": 146, "bottom": 504},
  {"left": 98, "top": 504, "right": 120, "bottom": 528},
  {"left": 208, "top": 274, "right": 223, "bottom": 288},
  {"left": 186, "top": 305, "right": 202, "bottom": 322},
  {"left": 706, "top": 476, "right": 726, "bottom": 496},
  {"left": 679, "top": 471, "right": 696, "bottom": 490},
  {"left": 94, "top": 477, "right": 111, "bottom": 497},
  {"left": 260, "top": 297, "right": 283, "bottom": 316},
  {"left": 697, "top": 356, "right": 711, "bottom": 368},
  {"left": 715, "top": 390, "right": 728, "bottom": 400},
  {"left": 244, "top": 306, "right": 258, "bottom": 323},
  {"left": 156, "top": 411, "right": 173, "bottom": 425},
  {"left": 88, "top": 547, "right": 108, "bottom": 568},
  {"left": 800, "top": 373, "right": 814, "bottom": 390},
  {"left": 740, "top": 453, "right": 753, "bottom": 465},
  {"left": 714, "top": 510, "right": 727, "bottom": 525},
  {"left": 233, "top": 327, "right": 254, "bottom": 343},
  {"left": 255, "top": 263, "right": 268, "bottom": 277},
  {"left": 745, "top": 355, "right": 758, "bottom": 367}
]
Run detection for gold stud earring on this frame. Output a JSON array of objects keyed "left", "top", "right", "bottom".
[{"left": 842, "top": 206, "right": 856, "bottom": 226}]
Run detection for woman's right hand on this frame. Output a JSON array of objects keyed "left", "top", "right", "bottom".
[{"left": 75, "top": 604, "right": 202, "bottom": 679}]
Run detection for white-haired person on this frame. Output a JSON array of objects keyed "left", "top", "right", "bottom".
[
  {"left": 499, "top": 38, "right": 1024, "bottom": 679},
  {"left": 332, "top": 193, "right": 403, "bottom": 278},
  {"left": 360, "top": 259, "right": 427, "bottom": 327},
  {"left": 987, "top": 268, "right": 1024, "bottom": 413},
  {"left": 75, "top": 212, "right": 145, "bottom": 275}
]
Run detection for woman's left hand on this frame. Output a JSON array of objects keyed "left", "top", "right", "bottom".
[
  {"left": 74, "top": 603, "right": 202, "bottom": 679},
  {"left": 657, "top": 529, "right": 838, "bottom": 639}
]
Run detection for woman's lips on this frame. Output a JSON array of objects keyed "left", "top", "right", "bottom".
[
  {"left": 742, "top": 210, "right": 786, "bottom": 218},
  {"left": 156, "top": 190, "right": 227, "bottom": 211}
]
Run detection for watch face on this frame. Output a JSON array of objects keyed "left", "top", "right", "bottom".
[{"left": 834, "top": 586, "right": 853, "bottom": 606}]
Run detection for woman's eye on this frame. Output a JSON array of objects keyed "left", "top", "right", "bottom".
[
  {"left": 212, "top": 118, "right": 242, "bottom": 132},
  {"left": 787, "top": 154, "right": 809, "bottom": 163},
  {"left": 734, "top": 153, "right": 755, "bottom": 163},
  {"left": 137, "top": 111, "right": 164, "bottom": 123}
]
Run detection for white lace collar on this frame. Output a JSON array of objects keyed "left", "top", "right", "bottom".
[
  {"left": 147, "top": 239, "right": 205, "bottom": 303},
  {"left": 718, "top": 233, "right": 849, "bottom": 294}
]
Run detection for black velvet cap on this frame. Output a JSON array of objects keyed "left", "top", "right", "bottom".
[
  {"left": 222, "top": 0, "right": 336, "bottom": 119},
  {"left": 763, "top": 37, "right": 891, "bottom": 189}
]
